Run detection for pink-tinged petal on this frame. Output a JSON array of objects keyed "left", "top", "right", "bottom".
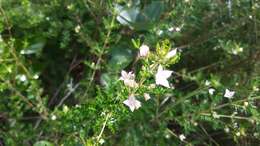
[
  {"left": 224, "top": 89, "right": 235, "bottom": 98},
  {"left": 155, "top": 65, "right": 172, "bottom": 88},
  {"left": 144, "top": 93, "right": 151, "bottom": 101},
  {"left": 139, "top": 45, "right": 149, "bottom": 57},
  {"left": 123, "top": 95, "right": 141, "bottom": 112},
  {"left": 156, "top": 78, "right": 170, "bottom": 88},
  {"left": 166, "top": 49, "right": 177, "bottom": 58},
  {"left": 134, "top": 100, "right": 141, "bottom": 109},
  {"left": 121, "top": 70, "right": 128, "bottom": 79}
]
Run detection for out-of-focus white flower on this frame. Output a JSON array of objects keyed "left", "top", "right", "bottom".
[
  {"left": 119, "top": 70, "right": 138, "bottom": 88},
  {"left": 166, "top": 49, "right": 177, "bottom": 59},
  {"left": 205, "top": 80, "right": 211, "bottom": 86},
  {"left": 155, "top": 65, "right": 173, "bottom": 88},
  {"left": 139, "top": 44, "right": 149, "bottom": 57},
  {"left": 157, "top": 30, "right": 163, "bottom": 36},
  {"left": 99, "top": 138, "right": 105, "bottom": 145},
  {"left": 185, "top": 0, "right": 190, "bottom": 3},
  {"left": 244, "top": 101, "right": 249, "bottom": 107},
  {"left": 208, "top": 88, "right": 215, "bottom": 95},
  {"left": 224, "top": 89, "right": 235, "bottom": 99},
  {"left": 249, "top": 15, "right": 253, "bottom": 19},
  {"left": 236, "top": 132, "right": 241, "bottom": 137},
  {"left": 253, "top": 86, "right": 259, "bottom": 91},
  {"left": 239, "top": 47, "right": 243, "bottom": 52},
  {"left": 123, "top": 95, "right": 141, "bottom": 112},
  {"left": 75, "top": 25, "right": 81, "bottom": 33},
  {"left": 33, "top": 74, "right": 39, "bottom": 79},
  {"left": 175, "top": 27, "right": 181, "bottom": 32},
  {"left": 51, "top": 115, "right": 57, "bottom": 120},
  {"left": 18, "top": 74, "right": 27, "bottom": 82},
  {"left": 224, "top": 127, "right": 230, "bottom": 133},
  {"left": 144, "top": 93, "right": 151, "bottom": 101},
  {"left": 168, "top": 27, "right": 174, "bottom": 32},
  {"left": 63, "top": 105, "right": 69, "bottom": 113},
  {"left": 149, "top": 84, "right": 156, "bottom": 89},
  {"left": 179, "top": 134, "right": 186, "bottom": 141}
]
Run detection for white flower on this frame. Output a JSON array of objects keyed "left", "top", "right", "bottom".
[
  {"left": 166, "top": 49, "right": 177, "bottom": 59},
  {"left": 119, "top": 70, "right": 138, "bottom": 88},
  {"left": 75, "top": 25, "right": 81, "bottom": 33},
  {"left": 19, "top": 74, "right": 27, "bottom": 82},
  {"left": 224, "top": 127, "right": 230, "bottom": 133},
  {"left": 179, "top": 134, "right": 186, "bottom": 141},
  {"left": 205, "top": 80, "right": 211, "bottom": 86},
  {"left": 208, "top": 88, "right": 215, "bottom": 95},
  {"left": 123, "top": 95, "right": 141, "bottom": 112},
  {"left": 51, "top": 115, "right": 57, "bottom": 120},
  {"left": 175, "top": 27, "right": 181, "bottom": 32},
  {"left": 236, "top": 132, "right": 241, "bottom": 137},
  {"left": 157, "top": 30, "right": 163, "bottom": 36},
  {"left": 244, "top": 101, "right": 249, "bottom": 107},
  {"left": 168, "top": 27, "right": 174, "bottom": 32},
  {"left": 224, "top": 89, "right": 235, "bottom": 99},
  {"left": 139, "top": 44, "right": 149, "bottom": 57},
  {"left": 99, "top": 138, "right": 105, "bottom": 145},
  {"left": 144, "top": 93, "right": 151, "bottom": 101},
  {"left": 155, "top": 65, "right": 173, "bottom": 88}
]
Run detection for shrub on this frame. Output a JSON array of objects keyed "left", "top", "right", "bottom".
[{"left": 0, "top": 0, "right": 259, "bottom": 145}]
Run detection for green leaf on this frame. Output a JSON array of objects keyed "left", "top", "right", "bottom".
[
  {"left": 116, "top": 1, "right": 164, "bottom": 30},
  {"left": 33, "top": 141, "right": 54, "bottom": 146},
  {"left": 107, "top": 45, "right": 134, "bottom": 72}
]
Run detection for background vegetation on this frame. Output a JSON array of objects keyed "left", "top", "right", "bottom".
[{"left": 0, "top": 0, "right": 259, "bottom": 145}]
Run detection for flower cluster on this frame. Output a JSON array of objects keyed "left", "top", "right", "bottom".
[{"left": 120, "top": 44, "right": 178, "bottom": 112}]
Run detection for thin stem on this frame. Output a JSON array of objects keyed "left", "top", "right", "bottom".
[{"left": 96, "top": 113, "right": 111, "bottom": 145}]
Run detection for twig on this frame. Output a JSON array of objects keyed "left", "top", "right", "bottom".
[{"left": 96, "top": 113, "right": 111, "bottom": 145}]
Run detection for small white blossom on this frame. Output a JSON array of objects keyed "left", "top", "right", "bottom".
[
  {"left": 224, "top": 89, "right": 235, "bottom": 99},
  {"left": 119, "top": 70, "right": 138, "bottom": 88},
  {"left": 253, "top": 86, "right": 259, "bottom": 91},
  {"left": 239, "top": 47, "right": 243, "bottom": 52},
  {"left": 208, "top": 88, "right": 215, "bottom": 95},
  {"left": 179, "top": 134, "right": 186, "bottom": 141},
  {"left": 51, "top": 115, "right": 57, "bottom": 120},
  {"left": 139, "top": 44, "right": 149, "bottom": 57},
  {"left": 63, "top": 105, "right": 69, "bottom": 113},
  {"left": 75, "top": 25, "right": 81, "bottom": 33},
  {"left": 224, "top": 127, "right": 230, "bottom": 133},
  {"left": 205, "top": 80, "right": 211, "bottom": 86},
  {"left": 168, "top": 27, "right": 174, "bottom": 32},
  {"left": 155, "top": 65, "right": 173, "bottom": 88},
  {"left": 175, "top": 27, "right": 181, "bottom": 32},
  {"left": 244, "top": 101, "right": 249, "bottom": 107},
  {"left": 19, "top": 75, "right": 27, "bottom": 82},
  {"left": 123, "top": 95, "right": 141, "bottom": 112},
  {"left": 149, "top": 84, "right": 156, "bottom": 89},
  {"left": 33, "top": 74, "right": 39, "bottom": 79},
  {"left": 236, "top": 132, "right": 241, "bottom": 137},
  {"left": 144, "top": 93, "right": 151, "bottom": 101},
  {"left": 99, "top": 138, "right": 105, "bottom": 145},
  {"left": 166, "top": 49, "right": 177, "bottom": 59},
  {"left": 157, "top": 30, "right": 163, "bottom": 36}
]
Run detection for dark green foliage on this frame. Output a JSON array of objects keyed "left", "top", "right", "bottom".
[{"left": 0, "top": 0, "right": 259, "bottom": 145}]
